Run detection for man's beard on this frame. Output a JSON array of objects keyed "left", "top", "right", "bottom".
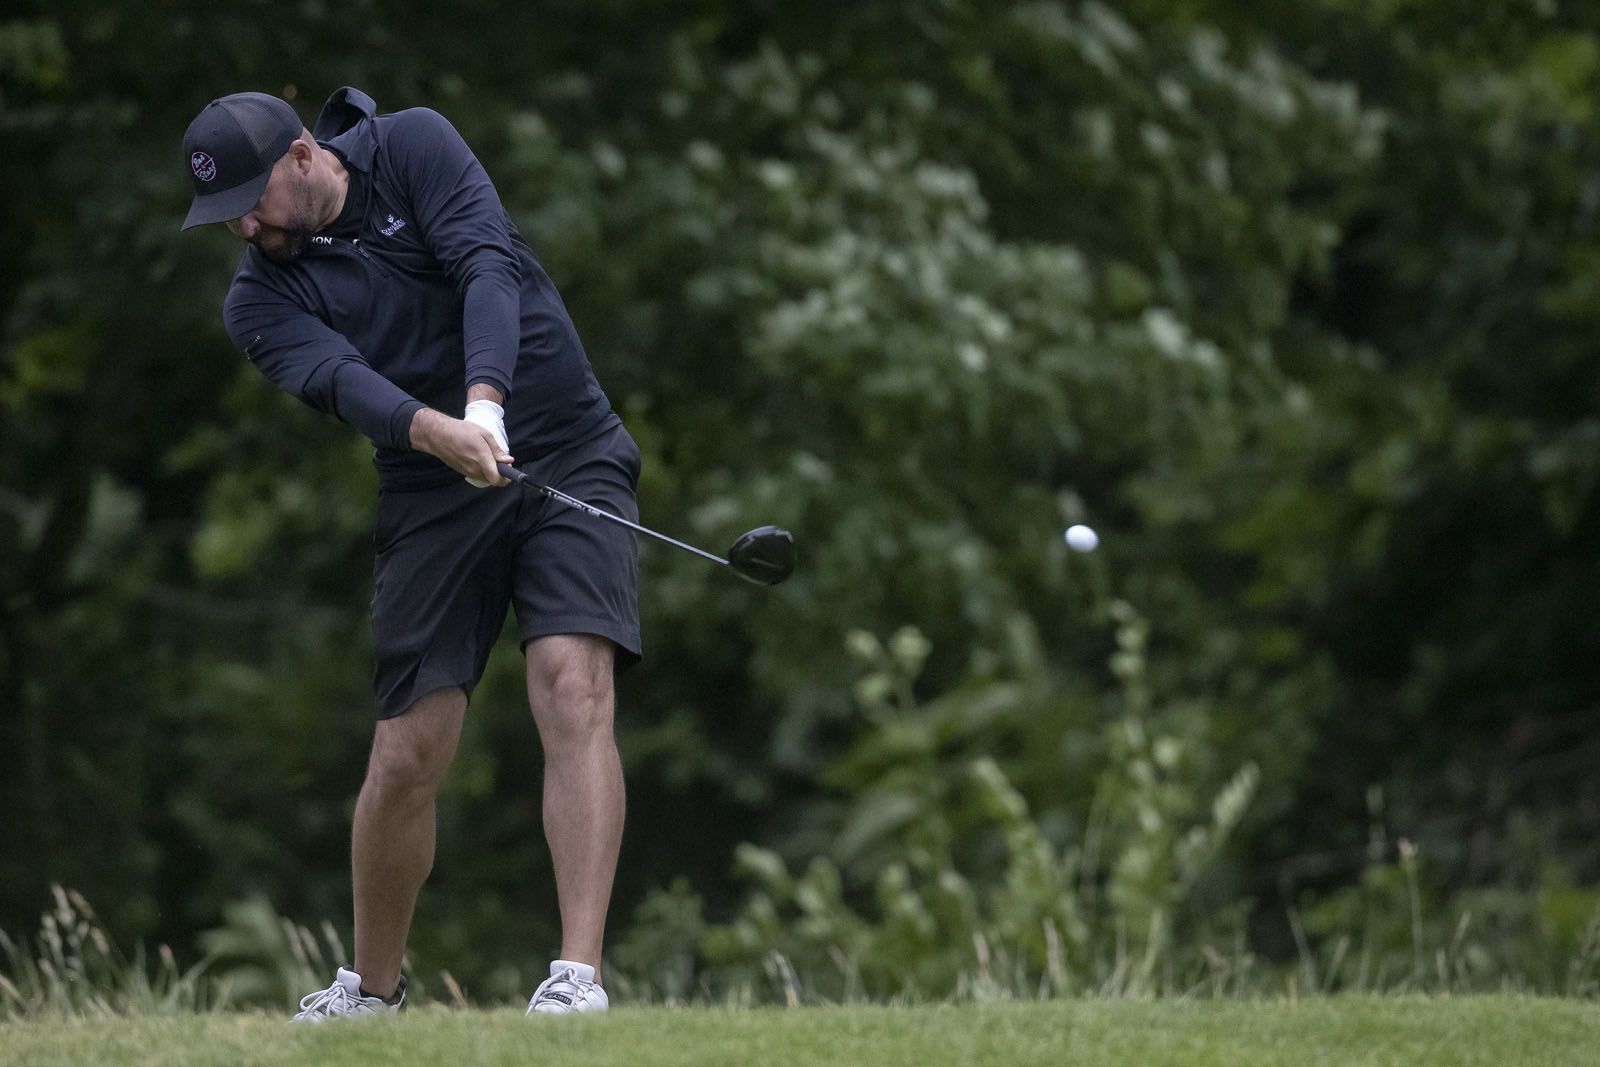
[
  {"left": 252, "top": 180, "right": 319, "bottom": 264},
  {"left": 252, "top": 224, "right": 313, "bottom": 264}
]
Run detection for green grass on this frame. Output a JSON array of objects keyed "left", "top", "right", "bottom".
[{"left": 1, "top": 997, "right": 1595, "bottom": 1067}]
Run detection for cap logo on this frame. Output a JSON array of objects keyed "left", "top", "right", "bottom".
[{"left": 191, "top": 151, "right": 218, "bottom": 182}]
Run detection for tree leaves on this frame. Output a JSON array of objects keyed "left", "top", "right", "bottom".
[{"left": 4, "top": 1, "right": 1596, "bottom": 995}]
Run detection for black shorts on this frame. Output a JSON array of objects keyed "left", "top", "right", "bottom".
[{"left": 370, "top": 420, "right": 642, "bottom": 719}]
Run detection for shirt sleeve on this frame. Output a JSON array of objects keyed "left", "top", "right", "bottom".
[
  {"left": 224, "top": 279, "right": 426, "bottom": 451},
  {"left": 384, "top": 107, "right": 521, "bottom": 400}
]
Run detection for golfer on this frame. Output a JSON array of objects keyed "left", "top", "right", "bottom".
[{"left": 181, "top": 87, "right": 637, "bottom": 1018}]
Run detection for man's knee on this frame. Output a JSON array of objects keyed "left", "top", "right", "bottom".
[
  {"left": 366, "top": 687, "right": 465, "bottom": 794},
  {"left": 527, "top": 637, "right": 615, "bottom": 744}
]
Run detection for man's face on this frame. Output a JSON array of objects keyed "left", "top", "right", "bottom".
[{"left": 225, "top": 152, "right": 318, "bottom": 264}]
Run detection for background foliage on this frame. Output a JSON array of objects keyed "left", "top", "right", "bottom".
[{"left": 3, "top": 0, "right": 1597, "bottom": 1006}]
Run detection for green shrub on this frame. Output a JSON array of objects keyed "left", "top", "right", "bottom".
[{"left": 616, "top": 605, "right": 1261, "bottom": 1002}]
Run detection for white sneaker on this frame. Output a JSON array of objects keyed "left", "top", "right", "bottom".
[
  {"left": 292, "top": 966, "right": 404, "bottom": 1021},
  {"left": 526, "top": 960, "right": 609, "bottom": 1015}
]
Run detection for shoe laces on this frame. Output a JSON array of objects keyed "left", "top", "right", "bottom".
[
  {"left": 296, "top": 979, "right": 374, "bottom": 1018},
  {"left": 531, "top": 967, "right": 586, "bottom": 1008}
]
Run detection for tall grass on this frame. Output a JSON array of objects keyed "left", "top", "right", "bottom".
[
  {"left": 4, "top": 864, "right": 1599, "bottom": 1020},
  {"left": 0, "top": 886, "right": 213, "bottom": 1019}
]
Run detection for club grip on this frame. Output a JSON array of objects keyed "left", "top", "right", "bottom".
[{"left": 498, "top": 463, "right": 527, "bottom": 484}]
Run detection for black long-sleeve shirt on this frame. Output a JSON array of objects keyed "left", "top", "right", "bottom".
[{"left": 222, "top": 87, "right": 615, "bottom": 489}]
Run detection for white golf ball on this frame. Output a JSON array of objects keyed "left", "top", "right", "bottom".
[{"left": 1064, "top": 524, "right": 1099, "bottom": 552}]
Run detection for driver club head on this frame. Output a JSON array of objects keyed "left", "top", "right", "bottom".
[{"left": 727, "top": 525, "right": 796, "bottom": 585}]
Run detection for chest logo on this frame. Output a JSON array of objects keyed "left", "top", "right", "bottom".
[
  {"left": 380, "top": 214, "right": 407, "bottom": 236},
  {"left": 191, "top": 152, "right": 217, "bottom": 182}
]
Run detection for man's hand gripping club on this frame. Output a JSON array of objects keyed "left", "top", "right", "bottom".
[{"left": 408, "top": 384, "right": 513, "bottom": 487}]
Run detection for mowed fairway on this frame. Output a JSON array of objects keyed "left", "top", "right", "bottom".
[{"left": 2, "top": 997, "right": 1594, "bottom": 1067}]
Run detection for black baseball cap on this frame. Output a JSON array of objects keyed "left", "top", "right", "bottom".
[{"left": 181, "top": 92, "right": 304, "bottom": 230}]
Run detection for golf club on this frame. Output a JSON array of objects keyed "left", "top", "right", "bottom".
[{"left": 497, "top": 463, "right": 796, "bottom": 586}]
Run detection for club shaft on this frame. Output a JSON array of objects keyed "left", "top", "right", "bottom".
[{"left": 499, "top": 464, "right": 730, "bottom": 567}]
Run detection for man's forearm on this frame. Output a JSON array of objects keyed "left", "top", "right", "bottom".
[
  {"left": 408, "top": 407, "right": 450, "bottom": 455},
  {"left": 460, "top": 267, "right": 520, "bottom": 400},
  {"left": 408, "top": 385, "right": 504, "bottom": 455}
]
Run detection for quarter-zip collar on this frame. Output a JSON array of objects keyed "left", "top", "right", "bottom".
[
  {"left": 313, "top": 86, "right": 380, "bottom": 172},
  {"left": 320, "top": 146, "right": 368, "bottom": 239}
]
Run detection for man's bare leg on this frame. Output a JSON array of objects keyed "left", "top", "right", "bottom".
[
  {"left": 525, "top": 634, "right": 624, "bottom": 981},
  {"left": 351, "top": 686, "right": 467, "bottom": 996}
]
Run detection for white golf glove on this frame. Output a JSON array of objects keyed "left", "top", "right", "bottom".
[{"left": 462, "top": 398, "right": 510, "bottom": 488}]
